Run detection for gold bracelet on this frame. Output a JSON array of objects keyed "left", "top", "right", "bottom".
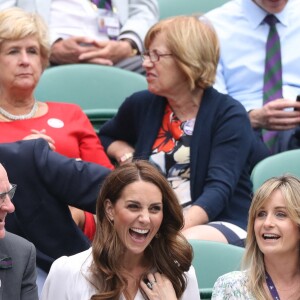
[
  {"left": 121, "top": 38, "right": 139, "bottom": 56},
  {"left": 119, "top": 152, "right": 133, "bottom": 163}
]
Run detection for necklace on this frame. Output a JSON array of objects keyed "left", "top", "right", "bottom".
[{"left": 0, "top": 101, "right": 38, "bottom": 120}]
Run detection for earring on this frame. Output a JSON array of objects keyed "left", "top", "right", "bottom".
[{"left": 106, "top": 215, "right": 114, "bottom": 225}]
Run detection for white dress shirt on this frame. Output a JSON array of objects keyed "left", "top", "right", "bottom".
[
  {"left": 49, "top": 0, "right": 109, "bottom": 43},
  {"left": 205, "top": 0, "right": 300, "bottom": 112}
]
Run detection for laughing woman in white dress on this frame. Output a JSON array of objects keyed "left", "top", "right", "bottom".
[{"left": 41, "top": 161, "right": 200, "bottom": 300}]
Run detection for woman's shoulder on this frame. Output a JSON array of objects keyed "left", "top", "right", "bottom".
[
  {"left": 207, "top": 87, "right": 248, "bottom": 113},
  {"left": 186, "top": 265, "right": 197, "bottom": 277},
  {"left": 50, "top": 248, "right": 92, "bottom": 275},
  {"left": 212, "top": 270, "right": 253, "bottom": 300},
  {"left": 117, "top": 90, "right": 166, "bottom": 118},
  {"left": 41, "top": 249, "right": 95, "bottom": 298},
  {"left": 45, "top": 101, "right": 83, "bottom": 112},
  {"left": 125, "top": 90, "right": 164, "bottom": 105},
  {"left": 180, "top": 266, "right": 201, "bottom": 300},
  {"left": 44, "top": 101, "right": 86, "bottom": 121},
  {"left": 215, "top": 270, "right": 248, "bottom": 284}
]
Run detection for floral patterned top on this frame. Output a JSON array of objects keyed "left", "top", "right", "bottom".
[
  {"left": 150, "top": 104, "right": 195, "bottom": 209},
  {"left": 212, "top": 271, "right": 254, "bottom": 300}
]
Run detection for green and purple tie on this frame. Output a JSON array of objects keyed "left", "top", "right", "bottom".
[
  {"left": 91, "top": 0, "right": 112, "bottom": 9},
  {"left": 262, "top": 14, "right": 282, "bottom": 153}
]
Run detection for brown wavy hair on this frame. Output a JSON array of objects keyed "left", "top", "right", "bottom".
[{"left": 89, "top": 160, "right": 193, "bottom": 299}]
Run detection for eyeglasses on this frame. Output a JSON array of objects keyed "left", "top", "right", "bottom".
[
  {"left": 141, "top": 50, "right": 173, "bottom": 63},
  {"left": 0, "top": 184, "right": 17, "bottom": 205}
]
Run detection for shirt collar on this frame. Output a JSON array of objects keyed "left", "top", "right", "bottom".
[{"left": 242, "top": 0, "right": 289, "bottom": 29}]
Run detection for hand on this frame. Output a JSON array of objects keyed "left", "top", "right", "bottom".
[
  {"left": 23, "top": 129, "right": 56, "bottom": 150},
  {"left": 68, "top": 206, "right": 86, "bottom": 230},
  {"left": 140, "top": 272, "right": 177, "bottom": 300},
  {"left": 50, "top": 36, "right": 113, "bottom": 65},
  {"left": 182, "top": 205, "right": 208, "bottom": 231},
  {"left": 249, "top": 98, "right": 300, "bottom": 130},
  {"left": 106, "top": 140, "right": 135, "bottom": 165},
  {"left": 78, "top": 40, "right": 133, "bottom": 64}
]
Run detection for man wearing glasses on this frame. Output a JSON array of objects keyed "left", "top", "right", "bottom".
[{"left": 0, "top": 163, "right": 38, "bottom": 300}]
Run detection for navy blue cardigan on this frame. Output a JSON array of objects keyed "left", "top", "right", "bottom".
[{"left": 99, "top": 88, "right": 254, "bottom": 230}]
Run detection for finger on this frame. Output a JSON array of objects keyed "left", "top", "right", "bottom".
[
  {"left": 31, "top": 129, "right": 46, "bottom": 134},
  {"left": 266, "top": 98, "right": 295, "bottom": 108},
  {"left": 73, "top": 36, "right": 96, "bottom": 44},
  {"left": 271, "top": 110, "right": 300, "bottom": 118},
  {"left": 78, "top": 50, "right": 107, "bottom": 60},
  {"left": 281, "top": 99, "right": 300, "bottom": 107},
  {"left": 153, "top": 272, "right": 163, "bottom": 284},
  {"left": 147, "top": 281, "right": 154, "bottom": 290},
  {"left": 147, "top": 273, "right": 157, "bottom": 288},
  {"left": 266, "top": 122, "right": 298, "bottom": 131},
  {"left": 268, "top": 116, "right": 300, "bottom": 126},
  {"left": 93, "top": 40, "right": 109, "bottom": 48},
  {"left": 270, "top": 125, "right": 297, "bottom": 131},
  {"left": 31, "top": 133, "right": 56, "bottom": 146},
  {"left": 48, "top": 142, "right": 56, "bottom": 151},
  {"left": 139, "top": 280, "right": 153, "bottom": 297},
  {"left": 38, "top": 134, "right": 55, "bottom": 144},
  {"left": 78, "top": 45, "right": 99, "bottom": 54},
  {"left": 23, "top": 135, "right": 35, "bottom": 141}
]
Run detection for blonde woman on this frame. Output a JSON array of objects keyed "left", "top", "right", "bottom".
[{"left": 212, "top": 175, "right": 300, "bottom": 299}]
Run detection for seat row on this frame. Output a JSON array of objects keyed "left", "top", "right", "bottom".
[
  {"left": 34, "top": 64, "right": 148, "bottom": 130},
  {"left": 158, "top": 0, "right": 229, "bottom": 20}
]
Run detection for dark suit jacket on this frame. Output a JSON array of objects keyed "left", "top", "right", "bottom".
[
  {"left": 0, "top": 139, "right": 110, "bottom": 272},
  {"left": 0, "top": 231, "right": 38, "bottom": 300}
]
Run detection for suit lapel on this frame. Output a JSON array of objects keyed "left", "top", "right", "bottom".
[{"left": 0, "top": 241, "right": 13, "bottom": 300}]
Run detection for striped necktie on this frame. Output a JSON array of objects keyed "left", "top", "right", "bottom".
[
  {"left": 262, "top": 14, "right": 282, "bottom": 153},
  {"left": 91, "top": 0, "right": 112, "bottom": 9}
]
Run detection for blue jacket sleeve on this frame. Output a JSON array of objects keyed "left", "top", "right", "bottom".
[{"left": 191, "top": 96, "right": 253, "bottom": 224}]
